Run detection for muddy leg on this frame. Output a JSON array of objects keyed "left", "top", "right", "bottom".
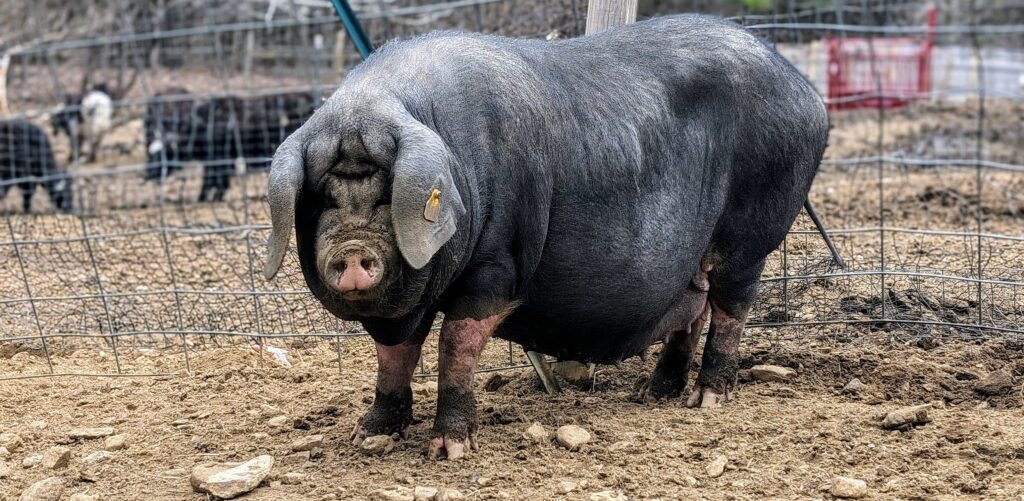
[
  {"left": 428, "top": 313, "right": 505, "bottom": 460},
  {"left": 350, "top": 325, "right": 431, "bottom": 444},
  {"left": 636, "top": 261, "right": 712, "bottom": 401},
  {"left": 687, "top": 261, "right": 764, "bottom": 409}
]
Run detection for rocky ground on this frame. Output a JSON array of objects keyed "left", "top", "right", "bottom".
[{"left": 0, "top": 332, "right": 1022, "bottom": 500}]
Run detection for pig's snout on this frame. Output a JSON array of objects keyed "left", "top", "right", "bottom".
[{"left": 326, "top": 242, "right": 383, "bottom": 297}]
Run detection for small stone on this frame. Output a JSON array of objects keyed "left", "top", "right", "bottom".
[
  {"left": 830, "top": 476, "right": 868, "bottom": 498},
  {"left": 41, "top": 446, "right": 71, "bottom": 469},
  {"left": 29, "top": 420, "right": 48, "bottom": 431},
  {"left": 881, "top": 404, "right": 932, "bottom": 429},
  {"left": 190, "top": 455, "right": 274, "bottom": 499},
  {"left": 19, "top": 476, "right": 63, "bottom": 501},
  {"left": 360, "top": 435, "right": 396, "bottom": 456},
  {"left": 843, "top": 378, "right": 868, "bottom": 393},
  {"left": 556, "top": 425, "right": 591, "bottom": 451},
  {"left": 523, "top": 422, "right": 549, "bottom": 444},
  {"left": 434, "top": 488, "right": 464, "bottom": 501},
  {"left": 975, "top": 370, "right": 1014, "bottom": 396},
  {"left": 291, "top": 434, "right": 324, "bottom": 452},
  {"left": 280, "top": 472, "right": 306, "bottom": 485},
  {"left": 706, "top": 455, "right": 728, "bottom": 478},
  {"left": 260, "top": 404, "right": 285, "bottom": 417},
  {"left": 0, "top": 446, "right": 10, "bottom": 458},
  {"left": 69, "top": 494, "right": 98, "bottom": 501},
  {"left": 413, "top": 486, "right": 438, "bottom": 501},
  {"left": 69, "top": 428, "right": 115, "bottom": 439},
  {"left": 557, "top": 480, "right": 578, "bottom": 494},
  {"left": 589, "top": 491, "right": 627, "bottom": 501},
  {"left": 171, "top": 418, "right": 191, "bottom": 427},
  {"left": 483, "top": 374, "right": 510, "bottom": 392},
  {"left": 103, "top": 435, "right": 127, "bottom": 451},
  {"left": 267, "top": 415, "right": 289, "bottom": 428},
  {"left": 83, "top": 451, "right": 113, "bottom": 464},
  {"left": 750, "top": 365, "right": 797, "bottom": 382},
  {"left": 0, "top": 432, "right": 23, "bottom": 451},
  {"left": 683, "top": 475, "right": 699, "bottom": 487},
  {"left": 279, "top": 451, "right": 311, "bottom": 465},
  {"left": 23, "top": 453, "right": 43, "bottom": 468},
  {"left": 0, "top": 461, "right": 10, "bottom": 478},
  {"left": 370, "top": 485, "right": 414, "bottom": 501},
  {"left": 475, "top": 476, "right": 492, "bottom": 487}
]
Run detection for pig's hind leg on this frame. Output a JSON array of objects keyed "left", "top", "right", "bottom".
[
  {"left": 636, "top": 262, "right": 711, "bottom": 402},
  {"left": 687, "top": 259, "right": 765, "bottom": 409}
]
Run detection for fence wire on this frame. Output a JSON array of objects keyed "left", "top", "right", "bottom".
[{"left": 1, "top": 0, "right": 1022, "bottom": 380}]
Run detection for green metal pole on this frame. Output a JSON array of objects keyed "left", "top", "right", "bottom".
[{"left": 329, "top": 0, "right": 375, "bottom": 60}]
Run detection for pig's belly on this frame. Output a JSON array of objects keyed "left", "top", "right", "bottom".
[{"left": 493, "top": 194, "right": 709, "bottom": 363}]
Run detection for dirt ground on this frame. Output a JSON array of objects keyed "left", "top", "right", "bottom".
[{"left": 1, "top": 332, "right": 1023, "bottom": 500}]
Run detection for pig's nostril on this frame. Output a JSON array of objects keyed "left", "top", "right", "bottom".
[{"left": 360, "top": 258, "right": 375, "bottom": 270}]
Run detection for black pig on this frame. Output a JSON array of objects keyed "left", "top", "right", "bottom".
[
  {"left": 264, "top": 15, "right": 829, "bottom": 459},
  {"left": 1, "top": 119, "right": 73, "bottom": 213}
]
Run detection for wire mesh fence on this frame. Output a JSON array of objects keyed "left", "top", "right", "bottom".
[{"left": 1, "top": 0, "right": 1022, "bottom": 381}]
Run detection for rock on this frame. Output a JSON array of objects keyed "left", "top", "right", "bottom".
[
  {"left": 843, "top": 378, "right": 868, "bottom": 393},
  {"left": 83, "top": 451, "right": 113, "bottom": 464},
  {"left": 360, "top": 435, "right": 396, "bottom": 456},
  {"left": 0, "top": 446, "right": 10, "bottom": 458},
  {"left": 0, "top": 461, "right": 10, "bottom": 478},
  {"left": 29, "top": 421, "right": 48, "bottom": 431},
  {"left": 750, "top": 364, "right": 797, "bottom": 382},
  {"left": 171, "top": 418, "right": 191, "bottom": 427},
  {"left": 103, "top": 434, "right": 127, "bottom": 451},
  {"left": 291, "top": 434, "right": 324, "bottom": 452},
  {"left": 69, "top": 494, "right": 98, "bottom": 501},
  {"left": 556, "top": 425, "right": 591, "bottom": 451},
  {"left": 434, "top": 488, "right": 464, "bottom": 501},
  {"left": 280, "top": 472, "right": 306, "bottom": 485},
  {"left": 975, "top": 370, "right": 1014, "bottom": 396},
  {"left": 279, "top": 451, "right": 311, "bottom": 465},
  {"left": 413, "top": 486, "right": 438, "bottom": 501},
  {"left": 830, "top": 476, "right": 868, "bottom": 498},
  {"left": 370, "top": 485, "right": 414, "bottom": 501},
  {"left": 523, "top": 422, "right": 549, "bottom": 444},
  {"left": 23, "top": 453, "right": 43, "bottom": 468},
  {"left": 19, "top": 477, "right": 63, "bottom": 501},
  {"left": 267, "top": 415, "right": 290, "bottom": 428},
  {"left": 881, "top": 404, "right": 932, "bottom": 429},
  {"left": 190, "top": 455, "right": 274, "bottom": 499},
  {"left": 552, "top": 361, "right": 595, "bottom": 387},
  {"left": 682, "top": 475, "right": 699, "bottom": 487},
  {"left": 69, "top": 428, "right": 115, "bottom": 439},
  {"left": 475, "top": 476, "right": 492, "bottom": 488},
  {"left": 557, "top": 480, "right": 578, "bottom": 494},
  {"left": 0, "top": 432, "right": 23, "bottom": 451},
  {"left": 589, "top": 491, "right": 627, "bottom": 501},
  {"left": 41, "top": 446, "right": 71, "bottom": 469},
  {"left": 706, "top": 455, "right": 728, "bottom": 478},
  {"left": 412, "top": 381, "right": 439, "bottom": 397},
  {"left": 260, "top": 404, "right": 285, "bottom": 418}
]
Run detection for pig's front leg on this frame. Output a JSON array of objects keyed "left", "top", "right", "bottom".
[
  {"left": 427, "top": 312, "right": 504, "bottom": 460},
  {"left": 351, "top": 330, "right": 428, "bottom": 445}
]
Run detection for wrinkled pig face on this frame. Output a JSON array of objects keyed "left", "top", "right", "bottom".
[{"left": 313, "top": 156, "right": 401, "bottom": 303}]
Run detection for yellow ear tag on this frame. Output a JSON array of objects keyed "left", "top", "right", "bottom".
[{"left": 423, "top": 188, "right": 442, "bottom": 222}]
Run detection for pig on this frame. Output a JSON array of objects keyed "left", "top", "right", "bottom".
[
  {"left": 264, "top": 14, "right": 830, "bottom": 459},
  {"left": 0, "top": 119, "right": 73, "bottom": 213}
]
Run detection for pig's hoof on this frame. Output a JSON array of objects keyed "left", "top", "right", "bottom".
[
  {"left": 685, "top": 386, "right": 731, "bottom": 409},
  {"left": 349, "top": 409, "right": 411, "bottom": 445},
  {"left": 427, "top": 434, "right": 477, "bottom": 460},
  {"left": 633, "top": 374, "right": 685, "bottom": 403}
]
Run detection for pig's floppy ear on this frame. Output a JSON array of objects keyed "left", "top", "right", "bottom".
[
  {"left": 264, "top": 133, "right": 304, "bottom": 280},
  {"left": 391, "top": 121, "right": 466, "bottom": 269}
]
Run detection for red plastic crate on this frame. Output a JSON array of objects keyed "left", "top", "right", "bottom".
[{"left": 827, "top": 5, "right": 937, "bottom": 109}]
